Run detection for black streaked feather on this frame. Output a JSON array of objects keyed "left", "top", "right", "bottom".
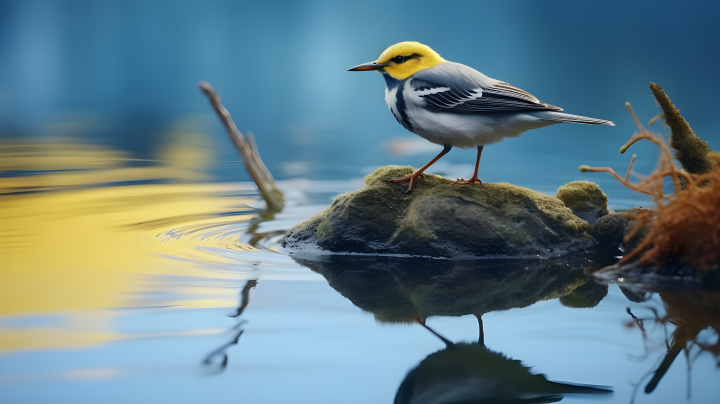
[
  {"left": 383, "top": 72, "right": 414, "bottom": 132},
  {"left": 394, "top": 85, "right": 414, "bottom": 132},
  {"left": 412, "top": 62, "right": 563, "bottom": 114}
]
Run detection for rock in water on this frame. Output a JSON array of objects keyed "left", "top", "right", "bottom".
[
  {"left": 589, "top": 207, "right": 647, "bottom": 254},
  {"left": 555, "top": 180, "right": 609, "bottom": 225},
  {"left": 282, "top": 166, "right": 598, "bottom": 258}
]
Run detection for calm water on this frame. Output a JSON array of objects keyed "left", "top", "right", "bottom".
[
  {"left": 1, "top": 141, "right": 718, "bottom": 404},
  {"left": 2, "top": 1, "right": 720, "bottom": 402}
]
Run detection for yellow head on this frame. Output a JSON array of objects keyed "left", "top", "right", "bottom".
[{"left": 348, "top": 42, "right": 447, "bottom": 80}]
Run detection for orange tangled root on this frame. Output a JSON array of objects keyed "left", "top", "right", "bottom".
[{"left": 581, "top": 104, "right": 719, "bottom": 273}]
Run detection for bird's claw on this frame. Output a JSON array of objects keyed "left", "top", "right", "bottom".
[
  {"left": 454, "top": 177, "right": 483, "bottom": 185},
  {"left": 389, "top": 172, "right": 424, "bottom": 192},
  {"left": 389, "top": 174, "right": 423, "bottom": 182}
]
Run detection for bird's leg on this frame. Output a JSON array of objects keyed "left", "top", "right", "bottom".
[
  {"left": 416, "top": 317, "right": 455, "bottom": 348},
  {"left": 390, "top": 144, "right": 452, "bottom": 193},
  {"left": 474, "top": 314, "right": 485, "bottom": 347},
  {"left": 455, "top": 145, "right": 484, "bottom": 185}
]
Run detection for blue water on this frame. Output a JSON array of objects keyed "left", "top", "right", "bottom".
[
  {"left": 0, "top": 172, "right": 718, "bottom": 403},
  {"left": 1, "top": 1, "right": 719, "bottom": 403}
]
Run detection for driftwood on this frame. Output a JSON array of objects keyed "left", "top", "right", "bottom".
[{"left": 198, "top": 81, "right": 284, "bottom": 211}]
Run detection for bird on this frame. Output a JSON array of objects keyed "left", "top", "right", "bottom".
[{"left": 349, "top": 41, "right": 614, "bottom": 192}]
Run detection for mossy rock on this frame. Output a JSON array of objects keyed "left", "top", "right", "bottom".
[
  {"left": 590, "top": 213, "right": 629, "bottom": 253},
  {"left": 590, "top": 207, "right": 647, "bottom": 253},
  {"left": 556, "top": 181, "right": 609, "bottom": 225},
  {"left": 282, "top": 166, "right": 597, "bottom": 258}
]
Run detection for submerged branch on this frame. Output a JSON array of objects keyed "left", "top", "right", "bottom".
[{"left": 198, "top": 81, "right": 284, "bottom": 211}]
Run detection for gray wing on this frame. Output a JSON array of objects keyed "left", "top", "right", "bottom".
[{"left": 411, "top": 62, "right": 563, "bottom": 113}]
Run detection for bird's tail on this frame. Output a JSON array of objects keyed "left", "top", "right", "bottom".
[
  {"left": 546, "top": 112, "right": 615, "bottom": 126},
  {"left": 544, "top": 380, "right": 614, "bottom": 395}
]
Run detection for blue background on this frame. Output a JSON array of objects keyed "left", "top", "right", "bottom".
[{"left": 1, "top": 0, "right": 718, "bottom": 198}]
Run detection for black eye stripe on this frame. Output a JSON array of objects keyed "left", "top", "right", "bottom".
[{"left": 391, "top": 53, "right": 421, "bottom": 64}]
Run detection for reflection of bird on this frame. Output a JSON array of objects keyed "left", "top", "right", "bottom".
[
  {"left": 349, "top": 42, "right": 614, "bottom": 192},
  {"left": 396, "top": 317, "right": 612, "bottom": 404}
]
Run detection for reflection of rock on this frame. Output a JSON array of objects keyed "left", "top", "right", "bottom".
[
  {"left": 560, "top": 279, "right": 608, "bottom": 308},
  {"left": 395, "top": 342, "right": 612, "bottom": 404},
  {"left": 597, "top": 259, "right": 720, "bottom": 287},
  {"left": 283, "top": 166, "right": 597, "bottom": 258},
  {"left": 556, "top": 180, "right": 609, "bottom": 225},
  {"left": 291, "top": 254, "right": 608, "bottom": 323},
  {"left": 619, "top": 285, "right": 651, "bottom": 303}
]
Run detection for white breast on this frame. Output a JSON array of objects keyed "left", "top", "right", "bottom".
[
  {"left": 385, "top": 86, "right": 401, "bottom": 122},
  {"left": 402, "top": 78, "right": 559, "bottom": 148}
]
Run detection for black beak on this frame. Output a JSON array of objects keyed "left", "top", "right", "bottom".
[{"left": 348, "top": 61, "right": 385, "bottom": 71}]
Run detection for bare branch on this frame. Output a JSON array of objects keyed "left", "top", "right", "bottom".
[{"left": 198, "top": 81, "right": 284, "bottom": 211}]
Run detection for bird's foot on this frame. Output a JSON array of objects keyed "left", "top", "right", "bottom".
[
  {"left": 388, "top": 172, "right": 424, "bottom": 193},
  {"left": 454, "top": 177, "right": 483, "bottom": 185}
]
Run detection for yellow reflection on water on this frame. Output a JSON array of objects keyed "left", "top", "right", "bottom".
[{"left": 0, "top": 136, "right": 260, "bottom": 352}]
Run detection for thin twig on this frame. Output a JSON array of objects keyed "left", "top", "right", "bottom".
[
  {"left": 198, "top": 81, "right": 284, "bottom": 211},
  {"left": 625, "top": 154, "right": 637, "bottom": 182},
  {"left": 648, "top": 113, "right": 663, "bottom": 126},
  {"left": 581, "top": 102, "right": 690, "bottom": 202},
  {"left": 579, "top": 165, "right": 657, "bottom": 197},
  {"left": 618, "top": 104, "right": 682, "bottom": 193}
]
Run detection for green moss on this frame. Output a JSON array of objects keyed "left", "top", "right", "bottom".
[
  {"left": 589, "top": 207, "right": 649, "bottom": 254},
  {"left": 284, "top": 166, "right": 597, "bottom": 257},
  {"left": 365, "top": 165, "right": 413, "bottom": 186},
  {"left": 649, "top": 83, "right": 717, "bottom": 175},
  {"left": 556, "top": 181, "right": 608, "bottom": 211},
  {"left": 590, "top": 213, "right": 629, "bottom": 245},
  {"left": 316, "top": 219, "right": 332, "bottom": 238},
  {"left": 555, "top": 181, "right": 609, "bottom": 226}
]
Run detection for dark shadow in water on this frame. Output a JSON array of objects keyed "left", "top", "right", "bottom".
[
  {"left": 398, "top": 316, "right": 612, "bottom": 404},
  {"left": 291, "top": 253, "right": 609, "bottom": 323},
  {"left": 624, "top": 288, "right": 720, "bottom": 402},
  {"left": 291, "top": 254, "right": 614, "bottom": 402},
  {"left": 202, "top": 279, "right": 258, "bottom": 374}
]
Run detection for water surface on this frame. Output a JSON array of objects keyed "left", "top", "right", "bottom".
[
  {"left": 1, "top": 140, "right": 718, "bottom": 404},
  {"left": 3, "top": 2, "right": 720, "bottom": 402}
]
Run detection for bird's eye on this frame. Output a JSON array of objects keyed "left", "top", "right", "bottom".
[{"left": 392, "top": 56, "right": 405, "bottom": 64}]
